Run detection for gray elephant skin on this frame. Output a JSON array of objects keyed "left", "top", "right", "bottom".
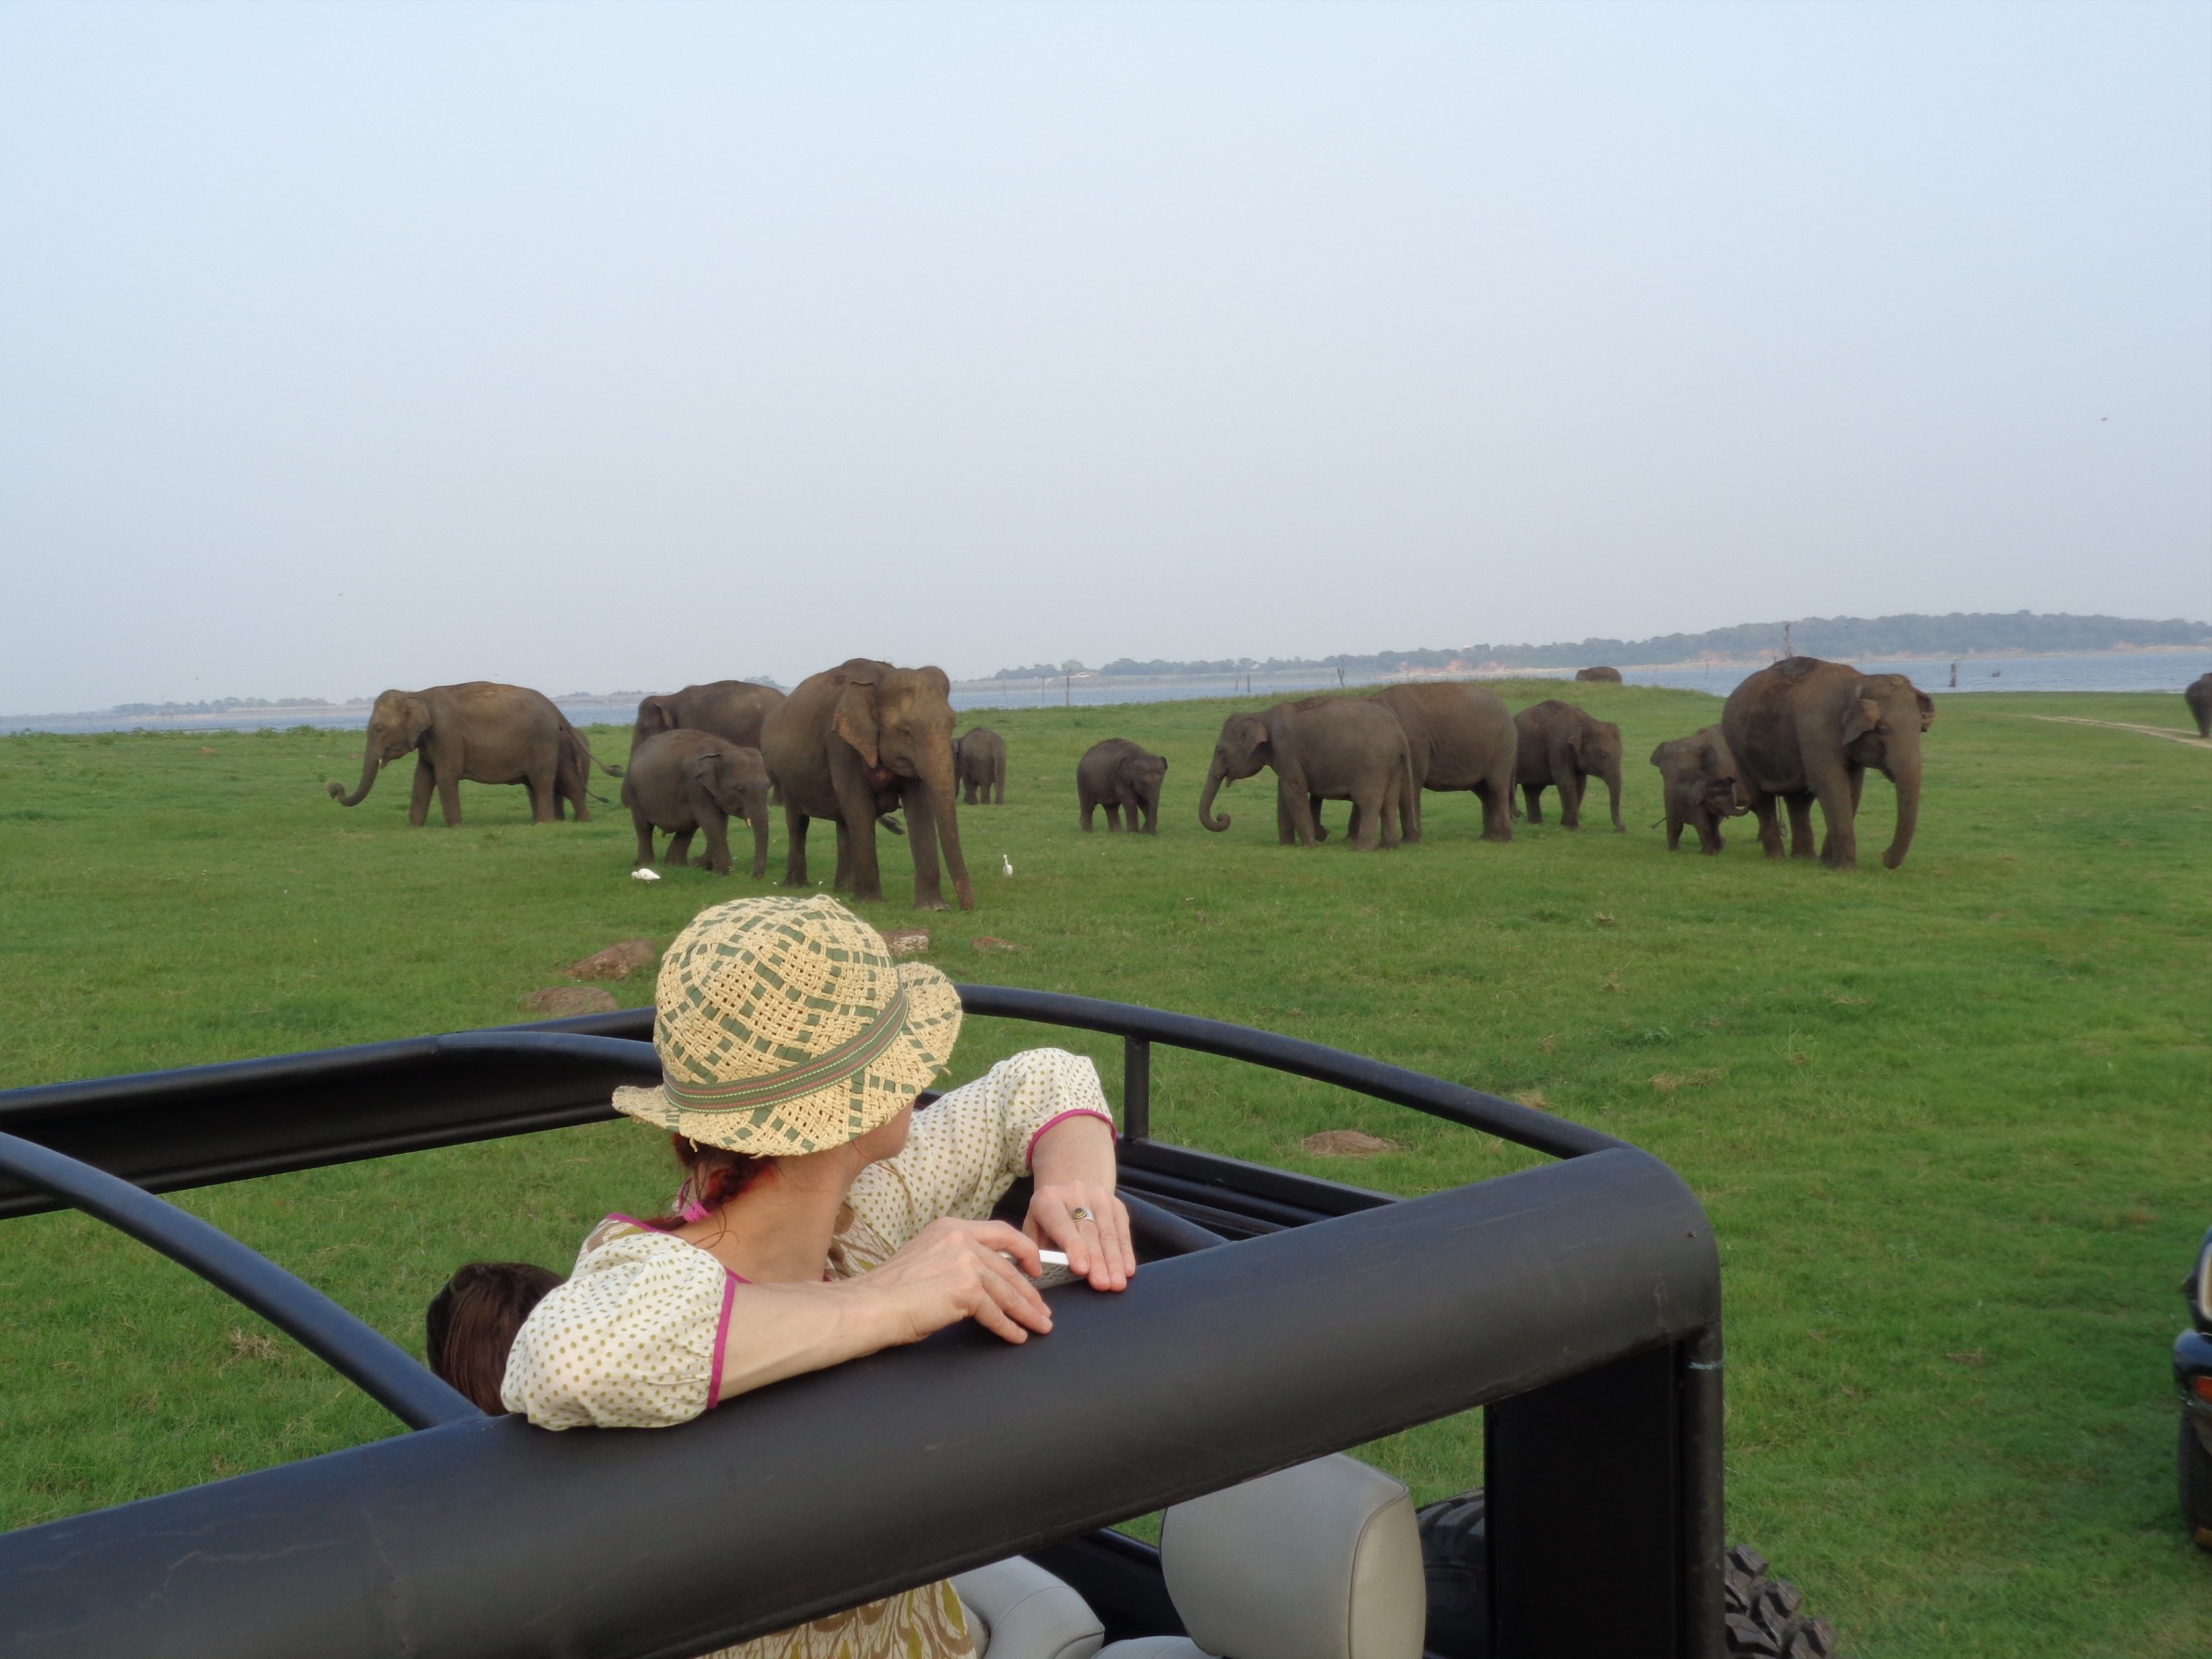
[
  {"left": 954, "top": 728, "right": 1007, "bottom": 805},
  {"left": 1512, "top": 700, "right": 1625, "bottom": 830},
  {"left": 1077, "top": 738, "right": 1168, "bottom": 833},
  {"left": 1721, "top": 655, "right": 1933, "bottom": 869},
  {"left": 2187, "top": 673, "right": 2211, "bottom": 739},
  {"left": 1365, "top": 683, "right": 1517, "bottom": 842},
  {"left": 1199, "top": 700, "right": 1412, "bottom": 850},
  {"left": 623, "top": 729, "right": 773, "bottom": 877},
  {"left": 759, "top": 658, "right": 975, "bottom": 911},
  {"left": 1575, "top": 665, "right": 1623, "bottom": 683},
  {"left": 630, "top": 680, "right": 784, "bottom": 755},
  {"left": 1649, "top": 727, "right": 1748, "bottom": 854},
  {"left": 327, "top": 682, "right": 618, "bottom": 826}
]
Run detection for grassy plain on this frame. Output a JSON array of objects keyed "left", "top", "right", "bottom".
[{"left": 1, "top": 683, "right": 2207, "bottom": 1656}]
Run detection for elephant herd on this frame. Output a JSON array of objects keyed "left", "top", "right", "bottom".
[{"left": 325, "top": 653, "right": 1936, "bottom": 912}]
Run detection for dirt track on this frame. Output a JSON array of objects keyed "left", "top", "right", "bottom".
[{"left": 2029, "top": 714, "right": 2212, "bottom": 750}]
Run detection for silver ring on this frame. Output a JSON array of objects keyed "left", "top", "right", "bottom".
[{"left": 1069, "top": 1206, "right": 1094, "bottom": 1223}]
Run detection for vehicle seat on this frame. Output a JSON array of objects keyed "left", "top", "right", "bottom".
[
  {"left": 954, "top": 1555, "right": 1106, "bottom": 1659},
  {"left": 1095, "top": 1454, "right": 1426, "bottom": 1659}
]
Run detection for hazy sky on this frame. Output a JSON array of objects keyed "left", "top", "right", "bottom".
[{"left": 3, "top": 1, "right": 2206, "bottom": 710}]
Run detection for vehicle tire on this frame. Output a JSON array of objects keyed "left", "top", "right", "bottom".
[
  {"left": 1415, "top": 1492, "right": 1839, "bottom": 1659},
  {"left": 2183, "top": 1418, "right": 2212, "bottom": 1553},
  {"left": 1724, "top": 1545, "right": 1840, "bottom": 1659}
]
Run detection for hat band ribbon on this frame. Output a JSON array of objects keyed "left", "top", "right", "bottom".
[{"left": 662, "top": 989, "right": 912, "bottom": 1113}]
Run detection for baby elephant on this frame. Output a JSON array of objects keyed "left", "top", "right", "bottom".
[
  {"left": 954, "top": 727, "right": 1007, "bottom": 805},
  {"left": 1077, "top": 738, "right": 1168, "bottom": 833},
  {"left": 623, "top": 729, "right": 773, "bottom": 877},
  {"left": 1650, "top": 727, "right": 1749, "bottom": 854}
]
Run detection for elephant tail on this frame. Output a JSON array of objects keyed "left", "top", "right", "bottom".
[{"left": 561, "top": 718, "right": 624, "bottom": 777}]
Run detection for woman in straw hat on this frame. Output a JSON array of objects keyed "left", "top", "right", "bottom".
[{"left": 503, "top": 893, "right": 1134, "bottom": 1659}]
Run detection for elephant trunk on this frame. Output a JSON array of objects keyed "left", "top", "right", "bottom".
[
  {"left": 329, "top": 742, "right": 382, "bottom": 807},
  {"left": 915, "top": 756, "right": 974, "bottom": 911},
  {"left": 1882, "top": 748, "right": 1923, "bottom": 870},
  {"left": 1198, "top": 759, "right": 1232, "bottom": 832},
  {"left": 1602, "top": 758, "right": 1626, "bottom": 831}
]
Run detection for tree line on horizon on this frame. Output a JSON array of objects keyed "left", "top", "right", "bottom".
[{"left": 987, "top": 611, "right": 2211, "bottom": 681}]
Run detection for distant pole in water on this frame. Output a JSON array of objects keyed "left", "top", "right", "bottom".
[
  {"left": 1784, "top": 620, "right": 1794, "bottom": 657},
  {"left": 1336, "top": 666, "right": 1346, "bottom": 688},
  {"left": 1949, "top": 661, "right": 1958, "bottom": 688},
  {"left": 1065, "top": 675, "right": 1072, "bottom": 707}
]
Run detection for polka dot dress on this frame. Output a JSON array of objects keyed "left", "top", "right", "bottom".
[{"left": 499, "top": 1049, "right": 1114, "bottom": 1658}]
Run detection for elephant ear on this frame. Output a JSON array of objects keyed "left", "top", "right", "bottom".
[
  {"left": 1841, "top": 697, "right": 1884, "bottom": 745},
  {"left": 1914, "top": 689, "right": 1936, "bottom": 731},
  {"left": 1648, "top": 741, "right": 1671, "bottom": 768},
  {"left": 833, "top": 676, "right": 882, "bottom": 769},
  {"left": 641, "top": 697, "right": 678, "bottom": 735},
  {"left": 397, "top": 695, "right": 433, "bottom": 747}
]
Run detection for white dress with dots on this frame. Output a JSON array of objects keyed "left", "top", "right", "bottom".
[{"left": 501, "top": 1047, "right": 1115, "bottom": 1659}]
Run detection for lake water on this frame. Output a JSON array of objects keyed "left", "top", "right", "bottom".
[{"left": 5, "top": 653, "right": 2205, "bottom": 735}]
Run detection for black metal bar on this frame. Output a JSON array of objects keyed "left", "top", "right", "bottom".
[
  {"left": 1123, "top": 1033, "right": 1152, "bottom": 1141},
  {"left": 1681, "top": 1325, "right": 1727, "bottom": 1659},
  {"left": 0, "top": 1132, "right": 478, "bottom": 1432},
  {"left": 0, "top": 1147, "right": 1717, "bottom": 1659},
  {"left": 1116, "top": 1190, "right": 1228, "bottom": 1256},
  {"left": 1120, "top": 1138, "right": 1394, "bottom": 1221}
]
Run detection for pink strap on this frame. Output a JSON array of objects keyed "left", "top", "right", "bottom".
[
  {"left": 1025, "top": 1107, "right": 1116, "bottom": 1167},
  {"left": 706, "top": 1272, "right": 738, "bottom": 1407}
]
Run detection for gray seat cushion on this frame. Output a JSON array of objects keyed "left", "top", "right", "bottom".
[
  {"left": 1097, "top": 1454, "right": 1425, "bottom": 1659},
  {"left": 953, "top": 1556, "right": 1105, "bottom": 1659}
]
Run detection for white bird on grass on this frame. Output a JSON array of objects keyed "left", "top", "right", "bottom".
[
  {"left": 1002, "top": 853, "right": 1014, "bottom": 877},
  {"left": 631, "top": 867, "right": 662, "bottom": 882}
]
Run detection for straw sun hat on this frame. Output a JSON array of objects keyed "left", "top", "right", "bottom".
[{"left": 611, "top": 894, "right": 964, "bottom": 1157}]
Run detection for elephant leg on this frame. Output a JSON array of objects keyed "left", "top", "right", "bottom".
[
  {"left": 1478, "top": 780, "right": 1512, "bottom": 842},
  {"left": 1310, "top": 794, "right": 1332, "bottom": 842},
  {"left": 1784, "top": 794, "right": 1818, "bottom": 859},
  {"left": 1081, "top": 797, "right": 1096, "bottom": 831},
  {"left": 900, "top": 782, "right": 950, "bottom": 912},
  {"left": 631, "top": 809, "right": 657, "bottom": 868},
  {"left": 1378, "top": 780, "right": 1403, "bottom": 850},
  {"left": 525, "top": 765, "right": 559, "bottom": 825},
  {"left": 1141, "top": 796, "right": 1158, "bottom": 834},
  {"left": 832, "top": 772, "right": 887, "bottom": 901},
  {"left": 665, "top": 829, "right": 695, "bottom": 866},
  {"left": 993, "top": 778, "right": 1004, "bottom": 806},
  {"left": 697, "top": 806, "right": 733, "bottom": 877},
  {"left": 832, "top": 820, "right": 853, "bottom": 891},
  {"left": 1521, "top": 783, "right": 1545, "bottom": 825},
  {"left": 1665, "top": 808, "right": 1684, "bottom": 851},
  {"left": 1825, "top": 767, "right": 1865, "bottom": 865},
  {"left": 1748, "top": 791, "right": 1785, "bottom": 857},
  {"left": 1559, "top": 771, "right": 1584, "bottom": 831},
  {"left": 1277, "top": 786, "right": 1300, "bottom": 845},
  {"left": 1105, "top": 803, "right": 1122, "bottom": 831},
  {"left": 408, "top": 757, "right": 435, "bottom": 828},
  {"left": 1806, "top": 765, "right": 1860, "bottom": 869},
  {"left": 435, "top": 768, "right": 464, "bottom": 828},
  {"left": 1699, "top": 814, "right": 1726, "bottom": 855},
  {"left": 782, "top": 806, "right": 811, "bottom": 888},
  {"left": 748, "top": 813, "right": 771, "bottom": 879}
]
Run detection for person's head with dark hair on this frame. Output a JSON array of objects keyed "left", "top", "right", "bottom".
[{"left": 425, "top": 1261, "right": 565, "bottom": 1415}]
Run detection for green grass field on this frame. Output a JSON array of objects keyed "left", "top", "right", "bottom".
[{"left": 2, "top": 683, "right": 2206, "bottom": 1655}]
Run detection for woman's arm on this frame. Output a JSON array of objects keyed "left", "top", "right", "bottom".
[
  {"left": 1025, "top": 1112, "right": 1135, "bottom": 1292},
  {"left": 717, "top": 1218, "right": 1053, "bottom": 1401}
]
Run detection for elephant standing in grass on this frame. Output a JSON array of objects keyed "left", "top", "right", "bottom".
[
  {"left": 1077, "top": 738, "right": 1168, "bottom": 832},
  {"left": 1650, "top": 727, "right": 1748, "bottom": 854},
  {"left": 630, "top": 682, "right": 785, "bottom": 755},
  {"left": 1575, "top": 666, "right": 1623, "bottom": 683},
  {"left": 760, "top": 659, "right": 974, "bottom": 911},
  {"left": 327, "top": 682, "right": 618, "bottom": 826},
  {"left": 954, "top": 728, "right": 1007, "bottom": 805},
  {"left": 1721, "top": 656, "right": 1933, "bottom": 869},
  {"left": 2186, "top": 674, "right": 2211, "bottom": 739},
  {"left": 1365, "top": 683, "right": 1517, "bottom": 842},
  {"left": 1512, "top": 700, "right": 1625, "bottom": 830},
  {"left": 1199, "top": 700, "right": 1412, "bottom": 850},
  {"left": 623, "top": 730, "right": 773, "bottom": 877}
]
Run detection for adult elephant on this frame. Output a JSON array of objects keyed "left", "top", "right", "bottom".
[
  {"left": 2186, "top": 673, "right": 2211, "bottom": 739},
  {"left": 1198, "top": 700, "right": 1411, "bottom": 850},
  {"left": 1721, "top": 656, "right": 1934, "bottom": 869},
  {"left": 630, "top": 681, "right": 785, "bottom": 758},
  {"left": 1575, "top": 665, "right": 1623, "bottom": 683},
  {"left": 1366, "top": 683, "right": 1516, "bottom": 842},
  {"left": 759, "top": 659, "right": 974, "bottom": 911},
  {"left": 1512, "top": 700, "right": 1625, "bottom": 830},
  {"left": 326, "top": 682, "right": 618, "bottom": 826}
]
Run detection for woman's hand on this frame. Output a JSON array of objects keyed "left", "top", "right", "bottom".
[
  {"left": 1026, "top": 1113, "right": 1135, "bottom": 1291},
  {"left": 853, "top": 1218, "right": 1054, "bottom": 1347}
]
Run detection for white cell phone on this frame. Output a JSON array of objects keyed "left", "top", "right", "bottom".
[{"left": 1037, "top": 1249, "right": 1070, "bottom": 1269}]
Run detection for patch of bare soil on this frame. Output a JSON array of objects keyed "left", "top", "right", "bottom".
[
  {"left": 1300, "top": 1129, "right": 1404, "bottom": 1158},
  {"left": 877, "top": 927, "right": 932, "bottom": 957},
  {"left": 523, "top": 986, "right": 620, "bottom": 1017},
  {"left": 2029, "top": 715, "right": 2211, "bottom": 749},
  {"left": 566, "top": 939, "right": 660, "bottom": 979}
]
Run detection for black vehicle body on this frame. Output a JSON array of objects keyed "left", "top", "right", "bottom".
[
  {"left": 0, "top": 989, "right": 1729, "bottom": 1658},
  {"left": 2178, "top": 1226, "right": 2212, "bottom": 1551}
]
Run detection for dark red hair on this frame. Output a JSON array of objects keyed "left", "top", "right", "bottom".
[{"left": 640, "top": 1134, "right": 772, "bottom": 1230}]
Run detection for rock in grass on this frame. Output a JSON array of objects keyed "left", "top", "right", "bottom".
[
  {"left": 566, "top": 939, "right": 659, "bottom": 980},
  {"left": 1301, "top": 1129, "right": 1403, "bottom": 1158},
  {"left": 878, "top": 927, "right": 932, "bottom": 958},
  {"left": 523, "top": 985, "right": 620, "bottom": 1017}
]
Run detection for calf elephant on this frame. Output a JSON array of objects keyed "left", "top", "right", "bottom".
[
  {"left": 954, "top": 728, "right": 1007, "bottom": 805},
  {"left": 1199, "top": 700, "right": 1412, "bottom": 850},
  {"left": 1077, "top": 738, "right": 1168, "bottom": 833},
  {"left": 1721, "top": 656, "right": 1933, "bottom": 869},
  {"left": 1512, "top": 700, "right": 1625, "bottom": 830},
  {"left": 1575, "top": 665, "right": 1623, "bottom": 683},
  {"left": 326, "top": 682, "right": 618, "bottom": 826},
  {"left": 624, "top": 730, "right": 772, "bottom": 877},
  {"left": 630, "top": 681, "right": 785, "bottom": 755},
  {"left": 1650, "top": 727, "right": 1748, "bottom": 854},
  {"left": 2186, "top": 673, "right": 2211, "bottom": 739},
  {"left": 759, "top": 659, "right": 974, "bottom": 911}
]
